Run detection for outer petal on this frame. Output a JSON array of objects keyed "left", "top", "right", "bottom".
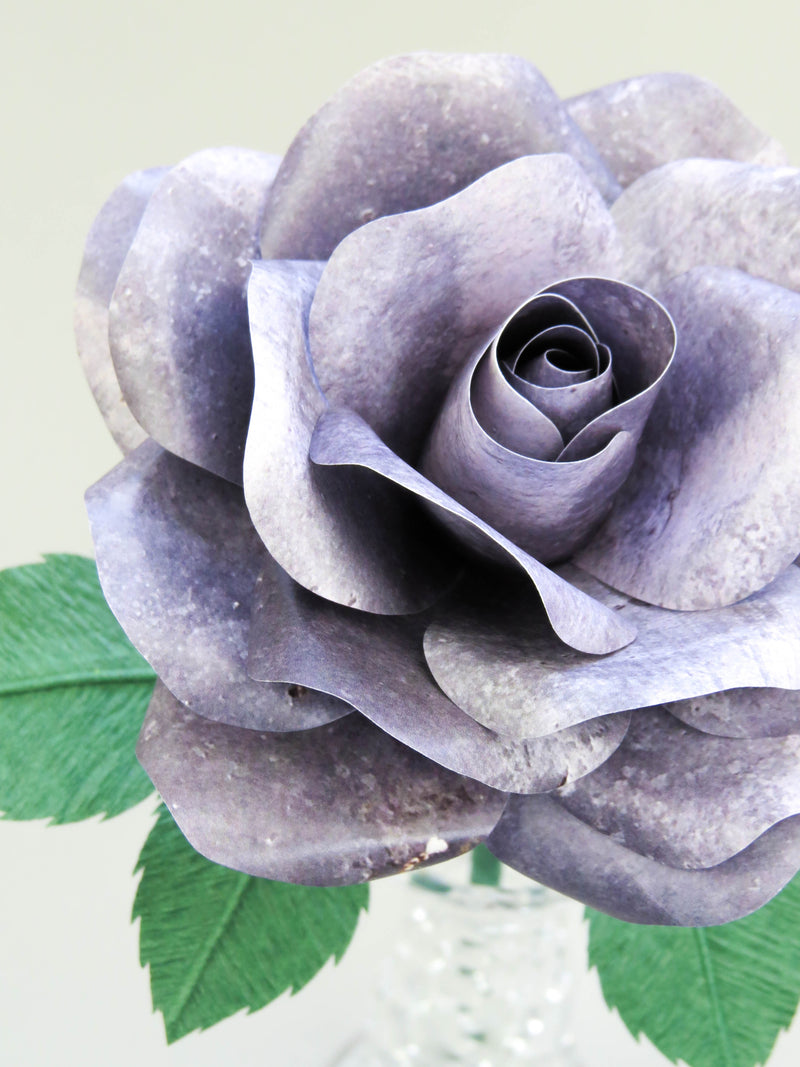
[
  {"left": 74, "top": 167, "right": 166, "bottom": 453},
  {"left": 423, "top": 563, "right": 800, "bottom": 739},
  {"left": 487, "top": 795, "right": 800, "bottom": 926},
  {"left": 109, "top": 148, "right": 280, "bottom": 484},
  {"left": 246, "top": 553, "right": 631, "bottom": 794},
  {"left": 260, "top": 53, "right": 619, "bottom": 260},
  {"left": 244, "top": 259, "right": 458, "bottom": 614},
  {"left": 666, "top": 688, "right": 800, "bottom": 740},
  {"left": 613, "top": 159, "right": 800, "bottom": 295},
  {"left": 567, "top": 73, "right": 786, "bottom": 189},
  {"left": 578, "top": 268, "right": 800, "bottom": 609},
  {"left": 86, "top": 440, "right": 348, "bottom": 731},
  {"left": 309, "top": 407, "right": 636, "bottom": 655},
  {"left": 555, "top": 707, "right": 800, "bottom": 870},
  {"left": 309, "top": 154, "right": 622, "bottom": 461},
  {"left": 138, "top": 683, "right": 508, "bottom": 886}
]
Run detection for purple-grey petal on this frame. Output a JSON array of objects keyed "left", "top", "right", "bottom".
[
  {"left": 423, "top": 563, "right": 800, "bottom": 739},
  {"left": 309, "top": 154, "right": 622, "bottom": 461},
  {"left": 613, "top": 159, "right": 800, "bottom": 295},
  {"left": 243, "top": 259, "right": 457, "bottom": 614},
  {"left": 86, "top": 439, "right": 348, "bottom": 731},
  {"left": 260, "top": 53, "right": 619, "bottom": 261},
  {"left": 420, "top": 350, "right": 636, "bottom": 564},
  {"left": 74, "top": 167, "right": 167, "bottom": 453},
  {"left": 247, "top": 553, "right": 631, "bottom": 794},
  {"left": 666, "top": 688, "right": 800, "bottom": 740},
  {"left": 567, "top": 73, "right": 786, "bottom": 189},
  {"left": 309, "top": 406, "right": 636, "bottom": 655},
  {"left": 109, "top": 148, "right": 280, "bottom": 484},
  {"left": 138, "top": 683, "right": 508, "bottom": 886},
  {"left": 556, "top": 706, "right": 800, "bottom": 870},
  {"left": 578, "top": 268, "right": 800, "bottom": 609},
  {"left": 487, "top": 794, "right": 800, "bottom": 926},
  {"left": 470, "top": 350, "right": 564, "bottom": 459}
]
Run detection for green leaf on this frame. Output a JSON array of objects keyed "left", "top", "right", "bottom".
[
  {"left": 134, "top": 804, "right": 370, "bottom": 1043},
  {"left": 470, "top": 843, "right": 502, "bottom": 886},
  {"left": 587, "top": 876, "right": 800, "bottom": 1067},
  {"left": 0, "top": 554, "right": 155, "bottom": 821}
]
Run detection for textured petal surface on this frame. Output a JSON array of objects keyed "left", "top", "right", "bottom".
[
  {"left": 109, "top": 148, "right": 280, "bottom": 483},
  {"left": 309, "top": 154, "right": 622, "bottom": 461},
  {"left": 424, "top": 563, "right": 800, "bottom": 738},
  {"left": 86, "top": 440, "right": 347, "bottom": 731},
  {"left": 487, "top": 794, "right": 800, "bottom": 925},
  {"left": 579, "top": 268, "right": 800, "bottom": 608},
  {"left": 244, "top": 260, "right": 457, "bottom": 614},
  {"left": 666, "top": 688, "right": 800, "bottom": 739},
  {"left": 247, "top": 553, "right": 631, "bottom": 794},
  {"left": 138, "top": 683, "right": 508, "bottom": 885},
  {"left": 310, "top": 407, "right": 636, "bottom": 655},
  {"left": 556, "top": 706, "right": 800, "bottom": 869},
  {"left": 613, "top": 160, "right": 800, "bottom": 295},
  {"left": 567, "top": 73, "right": 786, "bottom": 188},
  {"left": 75, "top": 167, "right": 166, "bottom": 453},
  {"left": 261, "top": 53, "right": 618, "bottom": 260}
]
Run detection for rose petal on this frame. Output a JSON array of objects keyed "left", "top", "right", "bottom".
[
  {"left": 666, "top": 689, "right": 800, "bottom": 740},
  {"left": 309, "top": 406, "right": 636, "bottom": 655},
  {"left": 86, "top": 439, "right": 348, "bottom": 731},
  {"left": 487, "top": 794, "right": 800, "bottom": 925},
  {"left": 612, "top": 159, "right": 800, "bottom": 295},
  {"left": 567, "top": 73, "right": 786, "bottom": 189},
  {"left": 578, "top": 268, "right": 800, "bottom": 608},
  {"left": 556, "top": 706, "right": 800, "bottom": 870},
  {"left": 74, "top": 167, "right": 167, "bottom": 453},
  {"left": 420, "top": 348, "right": 637, "bottom": 564},
  {"left": 423, "top": 563, "right": 800, "bottom": 739},
  {"left": 309, "top": 154, "right": 622, "bottom": 461},
  {"left": 246, "top": 552, "right": 631, "bottom": 794},
  {"left": 260, "top": 53, "right": 619, "bottom": 260},
  {"left": 244, "top": 259, "right": 458, "bottom": 614},
  {"left": 138, "top": 683, "right": 508, "bottom": 886},
  {"left": 109, "top": 148, "right": 280, "bottom": 483}
]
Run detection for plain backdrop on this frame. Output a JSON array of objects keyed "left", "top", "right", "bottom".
[{"left": 3, "top": 1, "right": 800, "bottom": 1064}]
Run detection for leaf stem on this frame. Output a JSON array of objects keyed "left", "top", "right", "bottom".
[{"left": 470, "top": 844, "right": 502, "bottom": 887}]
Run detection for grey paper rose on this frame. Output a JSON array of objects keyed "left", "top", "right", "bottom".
[{"left": 77, "top": 54, "right": 800, "bottom": 925}]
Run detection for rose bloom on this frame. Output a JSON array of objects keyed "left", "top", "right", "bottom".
[{"left": 76, "top": 54, "right": 800, "bottom": 925}]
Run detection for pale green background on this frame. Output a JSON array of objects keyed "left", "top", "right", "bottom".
[{"left": 2, "top": 0, "right": 800, "bottom": 1063}]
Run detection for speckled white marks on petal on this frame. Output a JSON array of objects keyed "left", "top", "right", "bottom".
[
  {"left": 567, "top": 73, "right": 786, "bottom": 189},
  {"left": 75, "top": 167, "right": 167, "bottom": 453},
  {"left": 666, "top": 688, "right": 800, "bottom": 740},
  {"left": 261, "top": 52, "right": 618, "bottom": 261},
  {"left": 579, "top": 268, "right": 800, "bottom": 609},
  {"left": 244, "top": 260, "right": 458, "bottom": 615},
  {"left": 138, "top": 683, "right": 508, "bottom": 886},
  {"left": 109, "top": 148, "right": 280, "bottom": 484},
  {"left": 86, "top": 440, "right": 348, "bottom": 731},
  {"left": 487, "top": 794, "right": 800, "bottom": 926}
]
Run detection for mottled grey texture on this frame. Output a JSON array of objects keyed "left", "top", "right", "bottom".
[
  {"left": 567, "top": 73, "right": 786, "bottom": 189},
  {"left": 613, "top": 159, "right": 800, "bottom": 296},
  {"left": 138, "top": 683, "right": 508, "bottom": 886},
  {"left": 420, "top": 349, "right": 636, "bottom": 564},
  {"left": 424, "top": 563, "right": 800, "bottom": 738},
  {"left": 246, "top": 553, "right": 631, "bottom": 793},
  {"left": 666, "top": 688, "right": 800, "bottom": 739},
  {"left": 309, "top": 154, "right": 622, "bottom": 462},
  {"left": 244, "top": 260, "right": 457, "bottom": 614},
  {"left": 261, "top": 53, "right": 619, "bottom": 261},
  {"left": 557, "top": 706, "right": 800, "bottom": 869},
  {"left": 109, "top": 148, "right": 280, "bottom": 484},
  {"left": 309, "top": 407, "right": 636, "bottom": 655},
  {"left": 86, "top": 440, "right": 348, "bottom": 731},
  {"left": 487, "top": 794, "right": 800, "bottom": 926},
  {"left": 74, "top": 167, "right": 166, "bottom": 453},
  {"left": 579, "top": 268, "right": 800, "bottom": 609}
]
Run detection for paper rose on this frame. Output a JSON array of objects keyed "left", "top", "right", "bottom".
[{"left": 76, "top": 54, "right": 800, "bottom": 926}]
